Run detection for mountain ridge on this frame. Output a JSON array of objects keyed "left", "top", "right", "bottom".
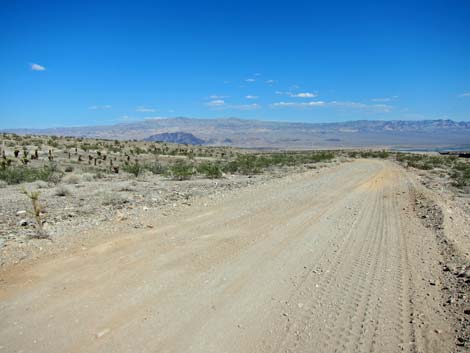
[{"left": 3, "top": 117, "right": 469, "bottom": 149}]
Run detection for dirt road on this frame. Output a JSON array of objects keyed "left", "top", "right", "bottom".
[{"left": 0, "top": 160, "right": 454, "bottom": 352}]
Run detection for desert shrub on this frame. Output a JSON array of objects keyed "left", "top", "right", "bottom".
[
  {"left": 64, "top": 166, "right": 74, "bottom": 173},
  {"left": 55, "top": 185, "right": 72, "bottom": 196},
  {"left": 168, "top": 161, "right": 193, "bottom": 180},
  {"left": 0, "top": 164, "right": 60, "bottom": 185},
  {"left": 34, "top": 180, "right": 49, "bottom": 189},
  {"left": 197, "top": 163, "right": 223, "bottom": 179},
  {"left": 144, "top": 162, "right": 167, "bottom": 175},
  {"left": 101, "top": 192, "right": 129, "bottom": 206},
  {"left": 0, "top": 180, "right": 7, "bottom": 188},
  {"left": 63, "top": 174, "right": 81, "bottom": 184},
  {"left": 81, "top": 173, "right": 95, "bottom": 182},
  {"left": 450, "top": 161, "right": 470, "bottom": 188},
  {"left": 21, "top": 188, "right": 48, "bottom": 238},
  {"left": 122, "top": 163, "right": 143, "bottom": 177},
  {"left": 117, "top": 182, "right": 135, "bottom": 192}
]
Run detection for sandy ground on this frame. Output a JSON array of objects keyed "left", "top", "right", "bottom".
[{"left": 0, "top": 160, "right": 462, "bottom": 352}]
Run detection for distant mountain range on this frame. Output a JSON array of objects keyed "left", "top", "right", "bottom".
[
  {"left": 3, "top": 117, "right": 470, "bottom": 149},
  {"left": 144, "top": 132, "right": 205, "bottom": 145}
]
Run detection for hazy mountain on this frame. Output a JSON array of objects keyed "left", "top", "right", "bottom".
[
  {"left": 144, "top": 132, "right": 205, "bottom": 145},
  {"left": 3, "top": 117, "right": 470, "bottom": 149}
]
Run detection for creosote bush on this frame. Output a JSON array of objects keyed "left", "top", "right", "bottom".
[
  {"left": 0, "top": 164, "right": 60, "bottom": 185},
  {"left": 197, "top": 163, "right": 223, "bottom": 179},
  {"left": 168, "top": 161, "right": 193, "bottom": 180},
  {"left": 55, "top": 185, "right": 72, "bottom": 197}
]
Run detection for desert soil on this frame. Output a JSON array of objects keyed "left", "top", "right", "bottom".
[{"left": 0, "top": 159, "right": 467, "bottom": 352}]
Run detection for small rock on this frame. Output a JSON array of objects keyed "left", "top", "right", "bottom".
[
  {"left": 95, "top": 328, "right": 110, "bottom": 338},
  {"left": 16, "top": 210, "right": 27, "bottom": 216},
  {"left": 464, "top": 308, "right": 470, "bottom": 315},
  {"left": 18, "top": 219, "right": 28, "bottom": 227}
]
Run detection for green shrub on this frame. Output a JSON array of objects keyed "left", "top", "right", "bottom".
[
  {"left": 168, "top": 161, "right": 193, "bottom": 180},
  {"left": 197, "top": 163, "right": 223, "bottom": 179},
  {"left": 144, "top": 162, "right": 167, "bottom": 175},
  {"left": 122, "top": 163, "right": 143, "bottom": 177},
  {"left": 0, "top": 164, "right": 60, "bottom": 185}
]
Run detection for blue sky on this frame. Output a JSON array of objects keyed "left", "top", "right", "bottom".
[{"left": 1, "top": 0, "right": 470, "bottom": 128}]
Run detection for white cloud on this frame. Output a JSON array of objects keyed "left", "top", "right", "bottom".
[
  {"left": 245, "top": 78, "right": 256, "bottom": 82},
  {"left": 265, "top": 79, "right": 276, "bottom": 84},
  {"left": 88, "top": 105, "right": 112, "bottom": 110},
  {"left": 291, "top": 92, "right": 317, "bottom": 98},
  {"left": 136, "top": 106, "right": 156, "bottom": 112},
  {"left": 272, "top": 100, "right": 392, "bottom": 112},
  {"left": 458, "top": 92, "right": 470, "bottom": 97},
  {"left": 245, "top": 95, "right": 259, "bottom": 99},
  {"left": 30, "top": 63, "right": 46, "bottom": 71},
  {"left": 205, "top": 99, "right": 260, "bottom": 110},
  {"left": 272, "top": 101, "right": 326, "bottom": 107},
  {"left": 233, "top": 103, "right": 260, "bottom": 110},
  {"left": 209, "top": 95, "right": 229, "bottom": 99},
  {"left": 206, "top": 99, "right": 226, "bottom": 107},
  {"left": 276, "top": 91, "right": 317, "bottom": 98},
  {"left": 253, "top": 73, "right": 261, "bottom": 76}
]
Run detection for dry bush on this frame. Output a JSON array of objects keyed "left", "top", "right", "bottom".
[
  {"left": 63, "top": 173, "right": 81, "bottom": 184},
  {"left": 101, "top": 192, "right": 128, "bottom": 206},
  {"left": 81, "top": 173, "right": 95, "bottom": 182},
  {"left": 54, "top": 185, "right": 72, "bottom": 197}
]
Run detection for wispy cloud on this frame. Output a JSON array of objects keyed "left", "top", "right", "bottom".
[
  {"left": 371, "top": 96, "right": 398, "bottom": 102},
  {"left": 206, "top": 99, "right": 226, "bottom": 107},
  {"left": 265, "top": 79, "right": 276, "bottom": 84},
  {"left": 276, "top": 91, "right": 317, "bottom": 98},
  {"left": 209, "top": 94, "right": 229, "bottom": 99},
  {"left": 290, "top": 92, "right": 317, "bottom": 98},
  {"left": 30, "top": 63, "right": 46, "bottom": 71},
  {"left": 272, "top": 100, "right": 392, "bottom": 112},
  {"left": 272, "top": 101, "right": 326, "bottom": 107},
  {"left": 206, "top": 99, "right": 260, "bottom": 110},
  {"left": 245, "top": 95, "right": 259, "bottom": 99},
  {"left": 233, "top": 103, "right": 261, "bottom": 110},
  {"left": 458, "top": 92, "right": 470, "bottom": 97},
  {"left": 135, "top": 106, "right": 156, "bottom": 112},
  {"left": 245, "top": 78, "right": 256, "bottom": 82},
  {"left": 88, "top": 105, "right": 112, "bottom": 110}
]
